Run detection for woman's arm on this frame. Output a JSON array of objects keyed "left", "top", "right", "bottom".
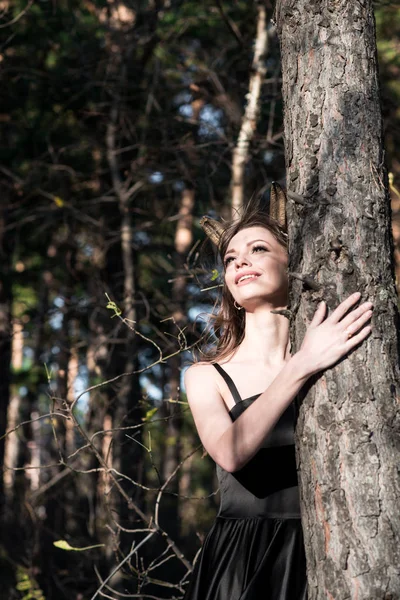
[
  {"left": 185, "top": 354, "right": 309, "bottom": 472},
  {"left": 185, "top": 293, "right": 373, "bottom": 472}
]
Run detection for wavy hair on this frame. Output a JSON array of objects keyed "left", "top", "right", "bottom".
[{"left": 199, "top": 200, "right": 288, "bottom": 363}]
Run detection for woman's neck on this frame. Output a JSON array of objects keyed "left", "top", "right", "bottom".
[{"left": 233, "top": 304, "right": 291, "bottom": 366}]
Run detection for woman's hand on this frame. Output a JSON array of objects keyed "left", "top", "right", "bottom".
[{"left": 298, "top": 292, "right": 373, "bottom": 377}]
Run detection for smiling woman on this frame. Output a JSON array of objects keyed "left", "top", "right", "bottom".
[
  {"left": 183, "top": 187, "right": 373, "bottom": 600},
  {"left": 200, "top": 193, "right": 289, "bottom": 364}
]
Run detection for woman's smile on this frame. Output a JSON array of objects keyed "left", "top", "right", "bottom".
[{"left": 235, "top": 270, "right": 262, "bottom": 285}]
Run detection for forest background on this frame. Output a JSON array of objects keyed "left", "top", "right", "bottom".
[{"left": 0, "top": 1, "right": 399, "bottom": 599}]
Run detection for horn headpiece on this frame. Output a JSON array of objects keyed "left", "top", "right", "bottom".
[{"left": 200, "top": 182, "right": 287, "bottom": 249}]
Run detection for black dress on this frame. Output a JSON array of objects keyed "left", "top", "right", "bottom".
[{"left": 183, "top": 363, "right": 307, "bottom": 600}]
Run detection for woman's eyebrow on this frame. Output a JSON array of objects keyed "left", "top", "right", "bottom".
[{"left": 225, "top": 239, "right": 270, "bottom": 256}]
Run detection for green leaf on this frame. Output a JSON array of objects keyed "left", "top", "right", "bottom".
[
  {"left": 142, "top": 407, "right": 158, "bottom": 422},
  {"left": 53, "top": 196, "right": 64, "bottom": 207},
  {"left": 53, "top": 540, "right": 74, "bottom": 551},
  {"left": 16, "top": 580, "right": 31, "bottom": 591},
  {"left": 105, "top": 292, "right": 122, "bottom": 317},
  {"left": 53, "top": 540, "right": 104, "bottom": 552}
]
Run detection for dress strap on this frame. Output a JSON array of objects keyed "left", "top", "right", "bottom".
[{"left": 213, "top": 364, "right": 243, "bottom": 405}]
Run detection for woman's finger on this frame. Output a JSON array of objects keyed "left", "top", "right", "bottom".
[
  {"left": 309, "top": 301, "right": 326, "bottom": 327},
  {"left": 328, "top": 292, "right": 361, "bottom": 324},
  {"left": 340, "top": 302, "right": 373, "bottom": 330},
  {"left": 346, "top": 310, "right": 373, "bottom": 336},
  {"left": 346, "top": 324, "right": 372, "bottom": 347}
]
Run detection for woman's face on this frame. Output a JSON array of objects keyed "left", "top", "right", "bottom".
[{"left": 223, "top": 226, "right": 288, "bottom": 309}]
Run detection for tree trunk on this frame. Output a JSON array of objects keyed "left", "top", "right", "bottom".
[
  {"left": 85, "top": 241, "right": 114, "bottom": 549},
  {"left": 161, "top": 187, "right": 194, "bottom": 539},
  {"left": 391, "top": 182, "right": 400, "bottom": 296},
  {"left": 231, "top": 2, "right": 269, "bottom": 216},
  {"left": 163, "top": 187, "right": 195, "bottom": 482},
  {"left": 105, "top": 78, "right": 144, "bottom": 555},
  {"left": 3, "top": 321, "right": 24, "bottom": 501},
  {"left": 0, "top": 202, "right": 13, "bottom": 536},
  {"left": 276, "top": 1, "right": 400, "bottom": 598}
]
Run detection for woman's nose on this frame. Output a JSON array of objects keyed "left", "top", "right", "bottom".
[{"left": 235, "top": 254, "right": 251, "bottom": 267}]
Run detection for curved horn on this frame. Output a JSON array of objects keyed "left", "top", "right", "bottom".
[
  {"left": 269, "top": 182, "right": 287, "bottom": 230},
  {"left": 200, "top": 216, "right": 226, "bottom": 247}
]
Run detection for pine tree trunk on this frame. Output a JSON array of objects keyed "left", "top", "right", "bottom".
[
  {"left": 164, "top": 187, "right": 195, "bottom": 485},
  {"left": 161, "top": 187, "right": 194, "bottom": 539},
  {"left": 3, "top": 321, "right": 24, "bottom": 501},
  {"left": 275, "top": 1, "right": 400, "bottom": 597},
  {"left": 0, "top": 202, "right": 13, "bottom": 534},
  {"left": 85, "top": 255, "right": 113, "bottom": 547},
  {"left": 105, "top": 84, "right": 144, "bottom": 550}
]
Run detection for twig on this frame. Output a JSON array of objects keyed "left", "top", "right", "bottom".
[
  {"left": 0, "top": 411, "right": 68, "bottom": 442},
  {"left": 215, "top": 0, "right": 244, "bottom": 47},
  {"left": 0, "top": 0, "right": 34, "bottom": 29},
  {"left": 90, "top": 532, "right": 155, "bottom": 600},
  {"left": 288, "top": 272, "right": 321, "bottom": 291}
]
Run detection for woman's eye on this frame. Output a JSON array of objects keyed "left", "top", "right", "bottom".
[
  {"left": 224, "top": 256, "right": 235, "bottom": 267},
  {"left": 252, "top": 245, "right": 267, "bottom": 253}
]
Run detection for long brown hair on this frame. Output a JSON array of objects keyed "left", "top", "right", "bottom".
[{"left": 199, "top": 201, "right": 288, "bottom": 363}]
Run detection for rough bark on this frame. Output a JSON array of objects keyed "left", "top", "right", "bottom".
[
  {"left": 276, "top": 1, "right": 400, "bottom": 598},
  {"left": 231, "top": 2, "right": 269, "bottom": 216}
]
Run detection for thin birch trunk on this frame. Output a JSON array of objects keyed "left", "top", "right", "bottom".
[
  {"left": 276, "top": 1, "right": 400, "bottom": 597},
  {"left": 231, "top": 2, "right": 269, "bottom": 217}
]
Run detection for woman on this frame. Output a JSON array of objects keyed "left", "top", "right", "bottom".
[{"left": 183, "top": 187, "right": 373, "bottom": 600}]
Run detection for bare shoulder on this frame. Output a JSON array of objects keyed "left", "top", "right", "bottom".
[
  {"left": 184, "top": 362, "right": 232, "bottom": 464},
  {"left": 184, "top": 362, "right": 223, "bottom": 408},
  {"left": 185, "top": 361, "right": 217, "bottom": 383},
  {"left": 185, "top": 362, "right": 220, "bottom": 394}
]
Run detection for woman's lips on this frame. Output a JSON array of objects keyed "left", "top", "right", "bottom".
[{"left": 236, "top": 274, "right": 260, "bottom": 286}]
